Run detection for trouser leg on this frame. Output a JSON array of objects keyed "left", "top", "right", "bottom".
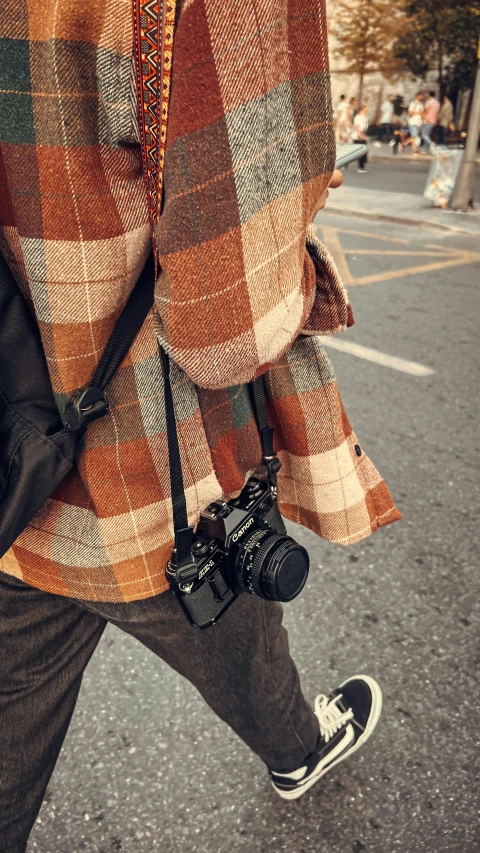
[
  {"left": 114, "top": 591, "right": 319, "bottom": 773},
  {"left": 422, "top": 123, "right": 433, "bottom": 147},
  {"left": 0, "top": 572, "right": 106, "bottom": 853},
  {"left": 353, "top": 138, "right": 368, "bottom": 169}
]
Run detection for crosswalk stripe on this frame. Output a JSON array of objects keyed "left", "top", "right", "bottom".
[{"left": 321, "top": 338, "right": 435, "bottom": 376}]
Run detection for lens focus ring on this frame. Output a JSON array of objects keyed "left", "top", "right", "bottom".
[
  {"left": 235, "top": 527, "right": 309, "bottom": 602},
  {"left": 235, "top": 528, "right": 272, "bottom": 596}
]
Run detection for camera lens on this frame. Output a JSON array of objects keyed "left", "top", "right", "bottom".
[{"left": 234, "top": 527, "right": 309, "bottom": 602}]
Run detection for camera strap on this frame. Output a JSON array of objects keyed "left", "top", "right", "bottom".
[
  {"left": 159, "top": 345, "right": 198, "bottom": 586},
  {"left": 250, "top": 377, "right": 281, "bottom": 490},
  {"left": 160, "top": 348, "right": 279, "bottom": 584},
  {"left": 250, "top": 378, "right": 274, "bottom": 457}
]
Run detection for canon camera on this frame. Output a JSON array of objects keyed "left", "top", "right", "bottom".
[{"left": 166, "top": 473, "right": 310, "bottom": 628}]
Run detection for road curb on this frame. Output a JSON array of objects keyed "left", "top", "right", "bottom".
[
  {"left": 367, "top": 153, "right": 480, "bottom": 165},
  {"left": 327, "top": 204, "right": 480, "bottom": 236},
  {"left": 369, "top": 153, "right": 433, "bottom": 164}
]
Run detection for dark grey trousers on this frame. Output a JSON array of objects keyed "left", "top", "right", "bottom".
[{"left": 0, "top": 571, "right": 318, "bottom": 852}]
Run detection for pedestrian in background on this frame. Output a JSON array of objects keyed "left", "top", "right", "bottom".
[
  {"left": 437, "top": 95, "right": 454, "bottom": 146},
  {"left": 377, "top": 94, "right": 394, "bottom": 145},
  {"left": 422, "top": 91, "right": 440, "bottom": 151},
  {"left": 390, "top": 103, "right": 407, "bottom": 154},
  {"left": 353, "top": 104, "right": 369, "bottom": 172},
  {"left": 401, "top": 92, "right": 424, "bottom": 155},
  {"left": 335, "top": 94, "right": 350, "bottom": 142},
  {"left": 347, "top": 96, "right": 357, "bottom": 140}
]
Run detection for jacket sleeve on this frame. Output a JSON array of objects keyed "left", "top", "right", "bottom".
[
  {"left": 153, "top": 0, "right": 339, "bottom": 390},
  {"left": 152, "top": 0, "right": 335, "bottom": 388},
  {"left": 301, "top": 225, "right": 354, "bottom": 335},
  {"left": 154, "top": 227, "right": 353, "bottom": 390}
]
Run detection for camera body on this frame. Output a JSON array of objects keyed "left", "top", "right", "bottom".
[{"left": 166, "top": 475, "right": 309, "bottom": 629}]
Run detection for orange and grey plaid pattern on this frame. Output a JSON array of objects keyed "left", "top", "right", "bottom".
[{"left": 0, "top": 0, "right": 400, "bottom": 602}]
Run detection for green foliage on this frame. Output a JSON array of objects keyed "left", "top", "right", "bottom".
[{"left": 393, "top": 0, "right": 480, "bottom": 91}]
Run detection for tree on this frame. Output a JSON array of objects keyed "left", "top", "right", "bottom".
[
  {"left": 393, "top": 0, "right": 480, "bottom": 97},
  {"left": 331, "top": 0, "right": 407, "bottom": 105}
]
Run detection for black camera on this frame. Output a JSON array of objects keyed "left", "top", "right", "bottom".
[{"left": 166, "top": 473, "right": 310, "bottom": 628}]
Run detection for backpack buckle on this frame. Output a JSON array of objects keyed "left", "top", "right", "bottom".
[{"left": 65, "top": 386, "right": 109, "bottom": 431}]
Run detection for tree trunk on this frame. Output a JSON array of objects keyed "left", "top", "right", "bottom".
[
  {"left": 358, "top": 74, "right": 364, "bottom": 108},
  {"left": 450, "top": 53, "right": 480, "bottom": 210},
  {"left": 438, "top": 50, "right": 445, "bottom": 99},
  {"left": 357, "top": 0, "right": 369, "bottom": 109},
  {"left": 457, "top": 89, "right": 472, "bottom": 131},
  {"left": 375, "top": 85, "right": 384, "bottom": 124}
]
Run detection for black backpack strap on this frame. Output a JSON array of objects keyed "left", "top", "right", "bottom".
[{"left": 65, "top": 253, "right": 155, "bottom": 431}]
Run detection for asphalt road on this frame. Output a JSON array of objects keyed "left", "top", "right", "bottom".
[
  {"left": 341, "top": 157, "right": 480, "bottom": 199},
  {"left": 28, "top": 214, "right": 480, "bottom": 853}
]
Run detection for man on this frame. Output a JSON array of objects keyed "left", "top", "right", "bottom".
[
  {"left": 353, "top": 104, "right": 370, "bottom": 172},
  {"left": 0, "top": 1, "right": 400, "bottom": 849},
  {"left": 378, "top": 94, "right": 394, "bottom": 144},
  {"left": 422, "top": 90, "right": 441, "bottom": 150},
  {"left": 347, "top": 95, "right": 357, "bottom": 141},
  {"left": 437, "top": 95, "right": 455, "bottom": 145},
  {"left": 402, "top": 92, "right": 424, "bottom": 155},
  {"left": 335, "top": 93, "right": 350, "bottom": 142}
]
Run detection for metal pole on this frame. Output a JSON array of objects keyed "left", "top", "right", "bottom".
[{"left": 450, "top": 38, "right": 480, "bottom": 211}]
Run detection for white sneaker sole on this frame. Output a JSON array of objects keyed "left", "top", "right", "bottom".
[
  {"left": 271, "top": 724, "right": 355, "bottom": 800},
  {"left": 271, "top": 674, "right": 382, "bottom": 801}
]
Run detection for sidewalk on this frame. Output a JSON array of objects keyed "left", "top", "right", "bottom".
[
  {"left": 328, "top": 186, "right": 480, "bottom": 236},
  {"left": 367, "top": 141, "right": 480, "bottom": 166}
]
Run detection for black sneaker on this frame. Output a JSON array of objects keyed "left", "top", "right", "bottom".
[{"left": 270, "top": 674, "right": 382, "bottom": 800}]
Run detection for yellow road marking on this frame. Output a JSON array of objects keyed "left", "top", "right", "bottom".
[
  {"left": 344, "top": 249, "right": 457, "bottom": 257},
  {"left": 353, "top": 255, "right": 479, "bottom": 286},
  {"left": 424, "top": 243, "right": 469, "bottom": 255},
  {"left": 319, "top": 226, "right": 410, "bottom": 245},
  {"left": 315, "top": 225, "right": 480, "bottom": 287},
  {"left": 322, "top": 338, "right": 434, "bottom": 376},
  {"left": 321, "top": 226, "right": 354, "bottom": 285}
]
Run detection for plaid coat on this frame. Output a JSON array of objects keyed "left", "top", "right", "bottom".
[{"left": 0, "top": 0, "right": 400, "bottom": 602}]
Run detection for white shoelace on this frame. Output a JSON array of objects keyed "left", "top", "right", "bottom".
[{"left": 314, "top": 693, "right": 354, "bottom": 743}]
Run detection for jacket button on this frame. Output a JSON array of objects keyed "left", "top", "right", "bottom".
[{"left": 354, "top": 444, "right": 362, "bottom": 457}]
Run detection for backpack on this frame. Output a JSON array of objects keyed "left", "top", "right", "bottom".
[{"left": 0, "top": 250, "right": 154, "bottom": 557}]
